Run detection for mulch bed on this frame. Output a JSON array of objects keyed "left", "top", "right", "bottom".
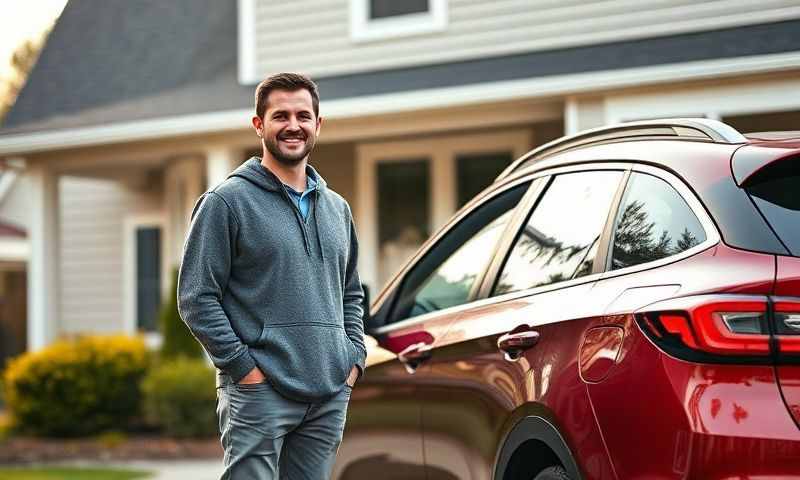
[{"left": 0, "top": 436, "right": 222, "bottom": 464}]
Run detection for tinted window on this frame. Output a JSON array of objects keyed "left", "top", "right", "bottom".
[
  {"left": 390, "top": 183, "right": 530, "bottom": 323},
  {"left": 747, "top": 160, "right": 800, "bottom": 256},
  {"left": 611, "top": 172, "right": 706, "bottom": 270},
  {"left": 494, "top": 171, "right": 622, "bottom": 295}
]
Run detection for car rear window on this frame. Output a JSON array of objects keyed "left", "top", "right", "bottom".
[{"left": 746, "top": 158, "right": 800, "bottom": 256}]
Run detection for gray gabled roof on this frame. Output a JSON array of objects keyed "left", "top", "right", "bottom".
[{"left": 2, "top": 0, "right": 252, "bottom": 133}]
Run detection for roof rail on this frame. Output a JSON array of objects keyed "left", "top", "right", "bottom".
[{"left": 497, "top": 118, "right": 747, "bottom": 181}]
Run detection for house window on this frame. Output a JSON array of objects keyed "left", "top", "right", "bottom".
[
  {"left": 369, "top": 0, "right": 429, "bottom": 19},
  {"left": 136, "top": 226, "right": 162, "bottom": 332},
  {"left": 350, "top": 0, "right": 447, "bottom": 42},
  {"left": 357, "top": 130, "right": 531, "bottom": 291},
  {"left": 377, "top": 159, "right": 430, "bottom": 286},
  {"left": 456, "top": 151, "right": 514, "bottom": 208}
]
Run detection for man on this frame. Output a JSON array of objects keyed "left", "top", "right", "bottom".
[{"left": 178, "top": 72, "right": 366, "bottom": 480}]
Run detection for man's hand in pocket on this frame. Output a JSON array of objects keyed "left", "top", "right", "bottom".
[
  {"left": 346, "top": 366, "right": 359, "bottom": 387},
  {"left": 238, "top": 366, "right": 265, "bottom": 385}
]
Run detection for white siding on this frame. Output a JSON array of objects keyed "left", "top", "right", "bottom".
[
  {"left": 59, "top": 177, "right": 160, "bottom": 335},
  {"left": 251, "top": 0, "right": 800, "bottom": 78}
]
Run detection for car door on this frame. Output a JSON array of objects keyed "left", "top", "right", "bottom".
[
  {"left": 332, "top": 178, "right": 534, "bottom": 480},
  {"left": 420, "top": 166, "right": 629, "bottom": 480}
]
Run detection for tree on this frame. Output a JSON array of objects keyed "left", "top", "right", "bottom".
[
  {"left": 676, "top": 227, "right": 700, "bottom": 252},
  {"left": 0, "top": 30, "right": 49, "bottom": 125},
  {"left": 612, "top": 200, "right": 673, "bottom": 268}
]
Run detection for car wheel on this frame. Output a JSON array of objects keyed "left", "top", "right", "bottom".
[{"left": 532, "top": 465, "right": 570, "bottom": 480}]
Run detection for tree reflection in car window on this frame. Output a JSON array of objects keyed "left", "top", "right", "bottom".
[
  {"left": 611, "top": 173, "right": 705, "bottom": 270},
  {"left": 494, "top": 171, "right": 623, "bottom": 295}
]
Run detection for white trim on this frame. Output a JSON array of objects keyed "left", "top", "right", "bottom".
[
  {"left": 0, "top": 109, "right": 251, "bottom": 156},
  {"left": 205, "top": 146, "right": 240, "bottom": 190},
  {"left": 237, "top": 0, "right": 258, "bottom": 85},
  {"left": 122, "top": 213, "right": 167, "bottom": 337},
  {"left": 605, "top": 76, "right": 800, "bottom": 124},
  {"left": 356, "top": 130, "right": 531, "bottom": 290},
  {"left": 349, "top": 0, "right": 447, "bottom": 43},
  {"left": 2, "top": 51, "right": 800, "bottom": 156},
  {"left": 0, "top": 238, "right": 28, "bottom": 262},
  {"left": 27, "top": 163, "right": 59, "bottom": 351}
]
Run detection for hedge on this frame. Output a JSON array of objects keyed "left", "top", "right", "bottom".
[
  {"left": 2, "top": 335, "right": 149, "bottom": 437},
  {"left": 141, "top": 356, "right": 217, "bottom": 437}
]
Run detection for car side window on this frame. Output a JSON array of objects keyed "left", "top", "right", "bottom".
[
  {"left": 611, "top": 172, "right": 706, "bottom": 270},
  {"left": 389, "top": 182, "right": 531, "bottom": 323},
  {"left": 493, "top": 170, "right": 623, "bottom": 295}
]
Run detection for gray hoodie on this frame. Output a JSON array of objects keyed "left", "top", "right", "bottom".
[{"left": 177, "top": 157, "right": 366, "bottom": 402}]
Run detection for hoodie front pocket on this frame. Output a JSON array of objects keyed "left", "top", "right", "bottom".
[{"left": 248, "top": 323, "right": 352, "bottom": 401}]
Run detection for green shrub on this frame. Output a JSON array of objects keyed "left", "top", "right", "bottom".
[
  {"left": 160, "top": 268, "right": 204, "bottom": 359},
  {"left": 141, "top": 357, "right": 217, "bottom": 438},
  {"left": 2, "top": 335, "right": 148, "bottom": 437}
]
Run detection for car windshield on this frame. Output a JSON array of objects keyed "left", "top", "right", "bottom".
[{"left": 746, "top": 158, "right": 800, "bottom": 256}]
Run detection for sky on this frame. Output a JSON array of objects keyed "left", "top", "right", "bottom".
[{"left": 0, "top": 0, "right": 68, "bottom": 79}]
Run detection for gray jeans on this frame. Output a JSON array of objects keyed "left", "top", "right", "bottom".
[{"left": 216, "top": 379, "right": 352, "bottom": 480}]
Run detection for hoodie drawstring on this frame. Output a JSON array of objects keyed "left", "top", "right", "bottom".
[{"left": 313, "top": 188, "right": 324, "bottom": 263}]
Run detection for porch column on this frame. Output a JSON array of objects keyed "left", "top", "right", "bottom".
[
  {"left": 565, "top": 96, "right": 607, "bottom": 135},
  {"left": 205, "top": 146, "right": 240, "bottom": 190},
  {"left": 27, "top": 161, "right": 60, "bottom": 350}
]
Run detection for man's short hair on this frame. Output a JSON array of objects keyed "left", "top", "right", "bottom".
[{"left": 254, "top": 72, "right": 320, "bottom": 119}]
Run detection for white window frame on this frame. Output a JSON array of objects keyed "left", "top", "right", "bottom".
[
  {"left": 123, "top": 213, "right": 167, "bottom": 349},
  {"left": 355, "top": 129, "right": 531, "bottom": 290},
  {"left": 349, "top": 0, "right": 447, "bottom": 43}
]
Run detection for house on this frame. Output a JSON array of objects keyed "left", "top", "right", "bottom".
[{"left": 1, "top": 0, "right": 799, "bottom": 363}]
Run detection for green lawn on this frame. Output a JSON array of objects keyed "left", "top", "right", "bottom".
[{"left": 0, "top": 468, "right": 152, "bottom": 480}]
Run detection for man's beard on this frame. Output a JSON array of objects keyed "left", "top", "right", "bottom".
[{"left": 264, "top": 134, "right": 315, "bottom": 166}]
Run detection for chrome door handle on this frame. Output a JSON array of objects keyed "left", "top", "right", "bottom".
[
  {"left": 497, "top": 330, "right": 540, "bottom": 362},
  {"left": 398, "top": 342, "right": 433, "bottom": 374}
]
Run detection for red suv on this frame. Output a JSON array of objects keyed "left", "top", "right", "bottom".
[{"left": 333, "top": 119, "right": 800, "bottom": 480}]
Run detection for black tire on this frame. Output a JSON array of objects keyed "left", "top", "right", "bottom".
[{"left": 532, "top": 465, "right": 571, "bottom": 480}]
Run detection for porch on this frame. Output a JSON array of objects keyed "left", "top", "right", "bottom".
[{"left": 16, "top": 98, "right": 563, "bottom": 349}]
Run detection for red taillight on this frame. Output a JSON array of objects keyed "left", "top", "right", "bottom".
[
  {"left": 692, "top": 301, "right": 769, "bottom": 355},
  {"left": 637, "top": 295, "right": 800, "bottom": 362},
  {"left": 637, "top": 296, "right": 772, "bottom": 361},
  {"left": 774, "top": 300, "right": 800, "bottom": 354},
  {"left": 657, "top": 314, "right": 700, "bottom": 349}
]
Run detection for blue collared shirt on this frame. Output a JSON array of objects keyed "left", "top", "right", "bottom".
[{"left": 283, "top": 172, "right": 317, "bottom": 220}]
